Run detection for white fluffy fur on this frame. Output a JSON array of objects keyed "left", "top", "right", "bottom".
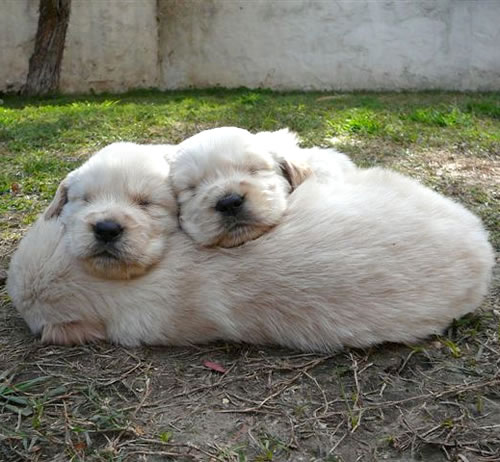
[
  {"left": 7, "top": 149, "right": 494, "bottom": 349},
  {"left": 45, "top": 142, "right": 178, "bottom": 279},
  {"left": 171, "top": 126, "right": 355, "bottom": 247}
]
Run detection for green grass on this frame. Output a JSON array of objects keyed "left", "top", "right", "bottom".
[{"left": 0, "top": 89, "right": 499, "bottom": 249}]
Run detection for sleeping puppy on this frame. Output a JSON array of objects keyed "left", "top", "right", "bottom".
[
  {"left": 7, "top": 142, "right": 177, "bottom": 344},
  {"left": 44, "top": 142, "right": 178, "bottom": 280},
  {"left": 171, "top": 126, "right": 355, "bottom": 247},
  {"left": 7, "top": 144, "right": 494, "bottom": 349},
  {"left": 8, "top": 138, "right": 288, "bottom": 345}
]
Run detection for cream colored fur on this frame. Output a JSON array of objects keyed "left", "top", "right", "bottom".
[
  {"left": 7, "top": 145, "right": 494, "bottom": 350},
  {"left": 171, "top": 127, "right": 355, "bottom": 247},
  {"left": 44, "top": 142, "right": 178, "bottom": 280}
]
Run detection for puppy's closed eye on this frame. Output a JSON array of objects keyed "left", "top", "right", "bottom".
[
  {"left": 131, "top": 195, "right": 152, "bottom": 208},
  {"left": 246, "top": 159, "right": 273, "bottom": 176},
  {"left": 138, "top": 199, "right": 152, "bottom": 208}
]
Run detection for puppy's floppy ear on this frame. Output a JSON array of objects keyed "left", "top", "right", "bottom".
[
  {"left": 279, "top": 159, "right": 312, "bottom": 191},
  {"left": 44, "top": 179, "right": 69, "bottom": 220},
  {"left": 41, "top": 320, "right": 106, "bottom": 345}
]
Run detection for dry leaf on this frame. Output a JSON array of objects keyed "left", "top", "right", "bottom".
[
  {"left": 203, "top": 360, "right": 227, "bottom": 374},
  {"left": 11, "top": 183, "right": 21, "bottom": 194}
]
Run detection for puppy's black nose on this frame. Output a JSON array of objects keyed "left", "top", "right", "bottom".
[
  {"left": 93, "top": 220, "right": 123, "bottom": 242},
  {"left": 215, "top": 194, "right": 244, "bottom": 216}
]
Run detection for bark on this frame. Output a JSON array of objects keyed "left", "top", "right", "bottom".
[{"left": 23, "top": 0, "right": 72, "bottom": 95}]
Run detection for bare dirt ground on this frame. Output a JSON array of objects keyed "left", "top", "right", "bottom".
[
  {"left": 0, "top": 296, "right": 499, "bottom": 461},
  {"left": 0, "top": 91, "right": 499, "bottom": 461}
]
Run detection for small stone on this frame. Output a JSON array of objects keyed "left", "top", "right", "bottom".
[{"left": 432, "top": 340, "right": 443, "bottom": 349}]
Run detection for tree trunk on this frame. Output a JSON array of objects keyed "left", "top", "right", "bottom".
[{"left": 23, "top": 0, "right": 72, "bottom": 96}]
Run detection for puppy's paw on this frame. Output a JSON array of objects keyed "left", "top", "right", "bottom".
[{"left": 41, "top": 320, "right": 106, "bottom": 345}]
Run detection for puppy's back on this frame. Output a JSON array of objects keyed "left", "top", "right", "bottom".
[{"left": 216, "top": 167, "right": 494, "bottom": 350}]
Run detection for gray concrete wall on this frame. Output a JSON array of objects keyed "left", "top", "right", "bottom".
[
  {"left": 60, "top": 0, "right": 158, "bottom": 93},
  {"left": 0, "top": 0, "right": 158, "bottom": 93},
  {"left": 0, "top": 0, "right": 38, "bottom": 92},
  {"left": 159, "top": 0, "right": 500, "bottom": 91},
  {"left": 1, "top": 0, "right": 499, "bottom": 93}
]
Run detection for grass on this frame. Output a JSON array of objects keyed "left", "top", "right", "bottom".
[
  {"left": 0, "top": 89, "right": 498, "bottom": 247},
  {"left": 0, "top": 89, "right": 499, "bottom": 461}
]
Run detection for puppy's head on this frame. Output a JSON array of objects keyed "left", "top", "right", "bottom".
[
  {"left": 45, "top": 143, "right": 177, "bottom": 279},
  {"left": 171, "top": 127, "right": 311, "bottom": 248}
]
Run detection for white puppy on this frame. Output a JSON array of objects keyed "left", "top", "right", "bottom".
[
  {"left": 44, "top": 142, "right": 178, "bottom": 280},
  {"left": 7, "top": 149, "right": 494, "bottom": 349},
  {"left": 171, "top": 127, "right": 355, "bottom": 247}
]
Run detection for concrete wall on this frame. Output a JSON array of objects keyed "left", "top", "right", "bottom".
[
  {"left": 1, "top": 0, "right": 499, "bottom": 93},
  {"left": 60, "top": 0, "right": 158, "bottom": 93},
  {"left": 159, "top": 0, "right": 500, "bottom": 91},
  {"left": 0, "top": 0, "right": 38, "bottom": 92},
  {"left": 0, "top": 0, "right": 158, "bottom": 93}
]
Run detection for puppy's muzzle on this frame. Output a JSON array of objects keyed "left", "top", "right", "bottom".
[
  {"left": 215, "top": 193, "right": 245, "bottom": 217},
  {"left": 93, "top": 220, "right": 124, "bottom": 243}
]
